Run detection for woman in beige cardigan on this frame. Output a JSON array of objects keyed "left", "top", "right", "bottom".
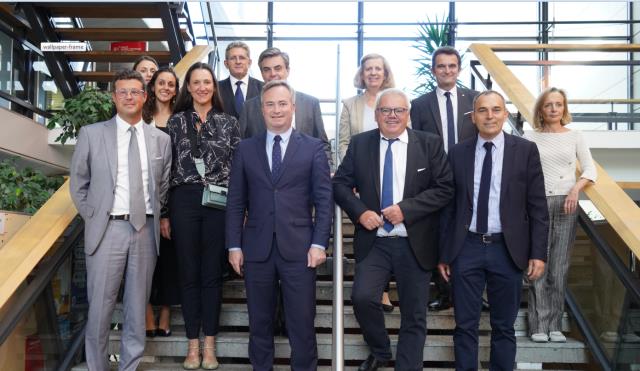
[
  {"left": 338, "top": 53, "right": 396, "bottom": 160},
  {"left": 338, "top": 54, "right": 396, "bottom": 311}
]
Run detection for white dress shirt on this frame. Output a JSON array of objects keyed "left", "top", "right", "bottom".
[
  {"left": 111, "top": 115, "right": 152, "bottom": 215},
  {"left": 470, "top": 131, "right": 504, "bottom": 234},
  {"left": 376, "top": 129, "right": 409, "bottom": 237},
  {"left": 436, "top": 86, "right": 458, "bottom": 153},
  {"left": 230, "top": 74, "right": 249, "bottom": 100}
]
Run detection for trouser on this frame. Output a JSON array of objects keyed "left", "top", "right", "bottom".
[
  {"left": 85, "top": 217, "right": 156, "bottom": 371},
  {"left": 451, "top": 232, "right": 522, "bottom": 371},
  {"left": 170, "top": 184, "right": 225, "bottom": 339},
  {"left": 352, "top": 237, "right": 431, "bottom": 371},
  {"left": 528, "top": 195, "right": 577, "bottom": 334}
]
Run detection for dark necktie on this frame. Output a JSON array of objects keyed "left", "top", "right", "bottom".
[
  {"left": 271, "top": 135, "right": 282, "bottom": 181},
  {"left": 444, "top": 91, "right": 455, "bottom": 152},
  {"left": 381, "top": 138, "right": 398, "bottom": 232},
  {"left": 234, "top": 81, "right": 244, "bottom": 114},
  {"left": 476, "top": 141, "right": 494, "bottom": 234},
  {"left": 128, "top": 126, "right": 146, "bottom": 231}
]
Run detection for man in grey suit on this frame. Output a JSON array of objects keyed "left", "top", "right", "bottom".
[
  {"left": 410, "top": 46, "right": 479, "bottom": 312},
  {"left": 239, "top": 47, "right": 333, "bottom": 168},
  {"left": 218, "top": 41, "right": 264, "bottom": 119},
  {"left": 70, "top": 70, "right": 172, "bottom": 371}
]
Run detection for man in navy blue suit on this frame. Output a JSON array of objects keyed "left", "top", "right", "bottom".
[
  {"left": 439, "top": 90, "right": 548, "bottom": 370},
  {"left": 226, "top": 80, "right": 333, "bottom": 371}
]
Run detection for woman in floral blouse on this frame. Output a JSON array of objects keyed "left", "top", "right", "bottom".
[{"left": 166, "top": 62, "right": 240, "bottom": 370}]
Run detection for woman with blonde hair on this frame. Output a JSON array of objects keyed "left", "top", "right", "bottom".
[
  {"left": 338, "top": 53, "right": 395, "bottom": 159},
  {"left": 525, "top": 87, "right": 597, "bottom": 343}
]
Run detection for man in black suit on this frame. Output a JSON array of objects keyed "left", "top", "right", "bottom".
[
  {"left": 239, "top": 47, "right": 332, "bottom": 168},
  {"left": 438, "top": 90, "right": 548, "bottom": 370},
  {"left": 410, "top": 46, "right": 479, "bottom": 311},
  {"left": 218, "top": 41, "right": 263, "bottom": 119},
  {"left": 333, "top": 89, "right": 454, "bottom": 371}
]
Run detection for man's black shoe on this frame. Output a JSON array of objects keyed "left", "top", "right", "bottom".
[
  {"left": 428, "top": 297, "right": 451, "bottom": 311},
  {"left": 358, "top": 354, "right": 387, "bottom": 371}
]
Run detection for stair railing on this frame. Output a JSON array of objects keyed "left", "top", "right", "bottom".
[{"left": 332, "top": 44, "right": 344, "bottom": 371}]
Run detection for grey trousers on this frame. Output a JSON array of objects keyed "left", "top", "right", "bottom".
[
  {"left": 85, "top": 219, "right": 157, "bottom": 371},
  {"left": 528, "top": 195, "right": 577, "bottom": 334}
]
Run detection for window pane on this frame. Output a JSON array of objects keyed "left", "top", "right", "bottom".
[{"left": 273, "top": 2, "right": 356, "bottom": 23}]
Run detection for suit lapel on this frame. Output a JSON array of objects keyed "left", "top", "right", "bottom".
[
  {"left": 402, "top": 130, "right": 418, "bottom": 199},
  {"left": 222, "top": 79, "right": 237, "bottom": 117},
  {"left": 103, "top": 118, "right": 118, "bottom": 185},
  {"left": 369, "top": 130, "right": 381, "bottom": 204},
  {"left": 500, "top": 133, "right": 516, "bottom": 211},
  {"left": 275, "top": 130, "right": 300, "bottom": 184},
  {"left": 464, "top": 137, "right": 477, "bottom": 205},
  {"left": 456, "top": 89, "right": 469, "bottom": 141},
  {"left": 428, "top": 91, "right": 443, "bottom": 136},
  {"left": 255, "top": 132, "right": 272, "bottom": 181},
  {"left": 354, "top": 95, "right": 365, "bottom": 134},
  {"left": 142, "top": 123, "right": 156, "bottom": 198}
]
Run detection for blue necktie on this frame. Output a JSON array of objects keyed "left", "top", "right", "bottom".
[
  {"left": 476, "top": 141, "right": 493, "bottom": 234},
  {"left": 444, "top": 91, "right": 455, "bottom": 152},
  {"left": 234, "top": 81, "right": 244, "bottom": 114},
  {"left": 381, "top": 138, "right": 397, "bottom": 232},
  {"left": 271, "top": 135, "right": 282, "bottom": 181}
]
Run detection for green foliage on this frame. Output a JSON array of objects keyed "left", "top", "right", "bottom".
[
  {"left": 0, "top": 158, "right": 65, "bottom": 214},
  {"left": 47, "top": 87, "right": 114, "bottom": 144},
  {"left": 412, "top": 15, "right": 467, "bottom": 95}
]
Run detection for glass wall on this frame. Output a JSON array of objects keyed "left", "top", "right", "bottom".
[{"left": 206, "top": 1, "right": 634, "bottom": 138}]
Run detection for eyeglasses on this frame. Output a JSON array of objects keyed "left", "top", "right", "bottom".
[
  {"left": 114, "top": 88, "right": 145, "bottom": 99},
  {"left": 377, "top": 107, "right": 408, "bottom": 116}
]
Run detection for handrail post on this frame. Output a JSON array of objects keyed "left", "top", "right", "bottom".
[{"left": 332, "top": 44, "right": 344, "bottom": 371}]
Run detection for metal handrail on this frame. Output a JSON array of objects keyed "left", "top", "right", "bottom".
[{"left": 332, "top": 44, "right": 344, "bottom": 371}]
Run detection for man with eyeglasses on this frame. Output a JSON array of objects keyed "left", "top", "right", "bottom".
[
  {"left": 410, "top": 46, "right": 480, "bottom": 312},
  {"left": 70, "top": 70, "right": 172, "bottom": 371},
  {"left": 333, "top": 89, "right": 453, "bottom": 371},
  {"left": 219, "top": 41, "right": 264, "bottom": 119}
]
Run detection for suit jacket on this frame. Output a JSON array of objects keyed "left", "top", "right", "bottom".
[
  {"left": 70, "top": 117, "right": 172, "bottom": 255},
  {"left": 332, "top": 128, "right": 454, "bottom": 271},
  {"left": 218, "top": 76, "right": 263, "bottom": 119},
  {"left": 410, "top": 87, "right": 479, "bottom": 144},
  {"left": 225, "top": 130, "right": 333, "bottom": 262},
  {"left": 239, "top": 91, "right": 333, "bottom": 168},
  {"left": 338, "top": 94, "right": 366, "bottom": 160},
  {"left": 440, "top": 133, "right": 549, "bottom": 270}
]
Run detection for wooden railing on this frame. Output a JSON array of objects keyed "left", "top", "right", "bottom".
[{"left": 469, "top": 43, "right": 640, "bottom": 257}]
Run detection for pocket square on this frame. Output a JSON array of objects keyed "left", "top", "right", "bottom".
[
  {"left": 154, "top": 156, "right": 163, "bottom": 160},
  {"left": 417, "top": 168, "right": 426, "bottom": 172}
]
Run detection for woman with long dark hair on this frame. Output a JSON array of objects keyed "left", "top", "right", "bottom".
[
  {"left": 166, "top": 62, "right": 240, "bottom": 369},
  {"left": 142, "top": 67, "right": 180, "bottom": 338}
]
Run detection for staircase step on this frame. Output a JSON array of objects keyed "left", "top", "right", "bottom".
[
  {"left": 56, "top": 28, "right": 191, "bottom": 42},
  {"left": 119, "top": 304, "right": 570, "bottom": 332},
  {"left": 65, "top": 51, "right": 172, "bottom": 63},
  {"left": 74, "top": 71, "right": 116, "bottom": 83},
  {"left": 107, "top": 332, "right": 588, "bottom": 363},
  {"left": 46, "top": 4, "right": 164, "bottom": 18}
]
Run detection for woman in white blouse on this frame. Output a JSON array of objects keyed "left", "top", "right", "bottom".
[
  {"left": 338, "top": 53, "right": 395, "bottom": 160},
  {"left": 524, "top": 87, "right": 597, "bottom": 343}
]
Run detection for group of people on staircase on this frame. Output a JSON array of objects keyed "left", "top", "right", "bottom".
[{"left": 69, "top": 42, "right": 596, "bottom": 371}]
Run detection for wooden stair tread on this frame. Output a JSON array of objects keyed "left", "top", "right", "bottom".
[
  {"left": 55, "top": 28, "right": 191, "bottom": 42},
  {"left": 45, "top": 3, "right": 164, "bottom": 18},
  {"left": 65, "top": 51, "right": 171, "bottom": 63},
  {"left": 73, "top": 71, "right": 116, "bottom": 82}
]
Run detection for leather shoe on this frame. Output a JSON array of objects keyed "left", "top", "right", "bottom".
[
  {"left": 358, "top": 354, "right": 387, "bottom": 371},
  {"left": 146, "top": 329, "right": 157, "bottom": 338},
  {"left": 382, "top": 303, "right": 394, "bottom": 313},
  {"left": 428, "top": 297, "right": 451, "bottom": 311}
]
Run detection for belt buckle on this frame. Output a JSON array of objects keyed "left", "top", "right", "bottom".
[{"left": 481, "top": 233, "right": 491, "bottom": 244}]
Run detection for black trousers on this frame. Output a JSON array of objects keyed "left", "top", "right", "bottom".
[
  {"left": 352, "top": 237, "right": 431, "bottom": 371},
  {"left": 170, "top": 184, "right": 225, "bottom": 339}
]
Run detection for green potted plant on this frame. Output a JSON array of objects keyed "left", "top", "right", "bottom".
[
  {"left": 47, "top": 87, "right": 114, "bottom": 144},
  {"left": 413, "top": 15, "right": 467, "bottom": 95},
  {"left": 0, "top": 158, "right": 65, "bottom": 247}
]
